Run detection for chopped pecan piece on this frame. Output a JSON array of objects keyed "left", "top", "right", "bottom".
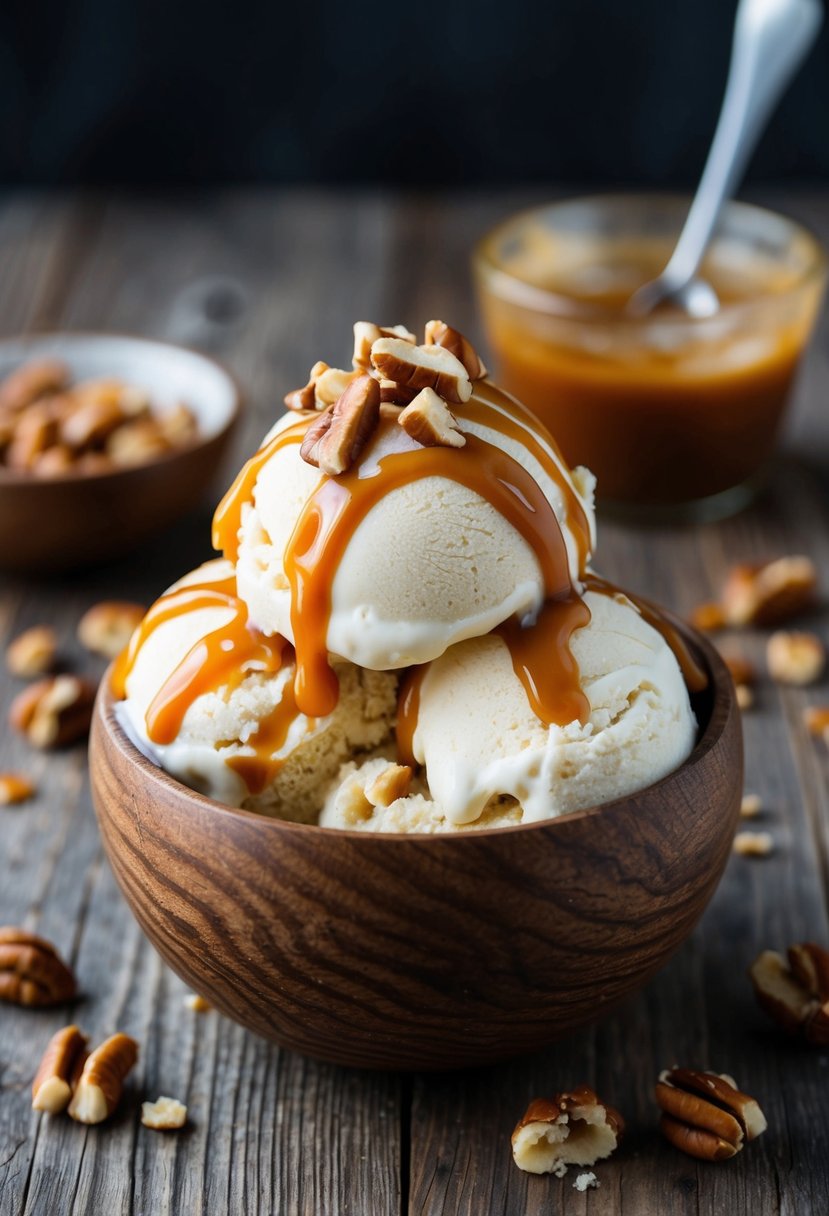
[
  {"left": 9, "top": 674, "right": 97, "bottom": 748},
  {"left": 370, "top": 338, "right": 472, "bottom": 404},
  {"left": 141, "top": 1095, "right": 188, "bottom": 1130},
  {"left": 0, "top": 927, "right": 76, "bottom": 1006},
  {"left": 68, "top": 1033, "right": 139, "bottom": 1124},
  {"left": 766, "top": 631, "right": 825, "bottom": 686},
  {"left": 32, "top": 1025, "right": 89, "bottom": 1112},
  {"left": 749, "top": 944, "right": 829, "bottom": 1045},
  {"left": 300, "top": 374, "right": 380, "bottom": 476},
  {"left": 352, "top": 322, "right": 416, "bottom": 371},
  {"left": 740, "top": 793, "right": 762, "bottom": 819},
  {"left": 733, "top": 831, "right": 774, "bottom": 857},
  {"left": 365, "top": 763, "right": 413, "bottom": 808},
  {"left": 398, "top": 388, "right": 466, "bottom": 449},
  {"left": 0, "top": 773, "right": 36, "bottom": 805},
  {"left": 803, "top": 705, "right": 829, "bottom": 737},
  {"left": 655, "top": 1068, "right": 766, "bottom": 1161},
  {"left": 511, "top": 1086, "right": 624, "bottom": 1176},
  {"left": 424, "top": 320, "right": 487, "bottom": 379},
  {"left": 77, "top": 601, "right": 145, "bottom": 659},
  {"left": 722, "top": 556, "right": 818, "bottom": 627},
  {"left": 6, "top": 625, "right": 58, "bottom": 678}
]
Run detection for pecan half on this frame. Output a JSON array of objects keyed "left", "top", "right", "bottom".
[
  {"left": 370, "top": 338, "right": 472, "bottom": 404},
  {"left": 511, "top": 1086, "right": 624, "bottom": 1176},
  {"left": 722, "top": 556, "right": 818, "bottom": 627},
  {"left": 398, "top": 388, "right": 466, "bottom": 449},
  {"left": 656, "top": 1068, "right": 766, "bottom": 1161},
  {"left": 9, "top": 674, "right": 97, "bottom": 749},
  {"left": 77, "top": 601, "right": 145, "bottom": 660},
  {"left": 766, "top": 631, "right": 825, "bottom": 686},
  {"left": 0, "top": 927, "right": 76, "bottom": 1006},
  {"left": 750, "top": 944, "right": 829, "bottom": 1045},
  {"left": 353, "top": 322, "right": 416, "bottom": 371},
  {"left": 68, "top": 1033, "right": 139, "bottom": 1124},
  {"left": 32, "top": 1025, "right": 89, "bottom": 1113},
  {"left": 300, "top": 374, "right": 380, "bottom": 476},
  {"left": 424, "top": 320, "right": 487, "bottom": 380},
  {"left": 6, "top": 625, "right": 58, "bottom": 678}
]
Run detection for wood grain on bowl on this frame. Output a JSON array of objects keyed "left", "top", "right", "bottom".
[{"left": 90, "top": 620, "right": 741, "bottom": 1071}]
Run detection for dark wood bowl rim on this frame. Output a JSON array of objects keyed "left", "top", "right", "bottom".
[
  {"left": 0, "top": 330, "right": 244, "bottom": 487},
  {"left": 97, "top": 611, "right": 735, "bottom": 843}
]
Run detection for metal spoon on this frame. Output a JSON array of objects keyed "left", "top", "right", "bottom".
[{"left": 628, "top": 0, "right": 822, "bottom": 319}]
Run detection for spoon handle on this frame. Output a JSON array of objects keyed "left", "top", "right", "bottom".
[{"left": 662, "top": 0, "right": 822, "bottom": 289}]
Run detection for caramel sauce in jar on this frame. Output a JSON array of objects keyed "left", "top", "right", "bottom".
[{"left": 476, "top": 200, "right": 826, "bottom": 510}]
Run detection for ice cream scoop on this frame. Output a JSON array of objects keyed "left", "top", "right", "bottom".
[
  {"left": 214, "top": 373, "right": 595, "bottom": 716},
  {"left": 114, "top": 559, "right": 396, "bottom": 817},
  {"left": 319, "top": 586, "right": 697, "bottom": 831}
]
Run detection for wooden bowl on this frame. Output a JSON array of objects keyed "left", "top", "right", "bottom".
[
  {"left": 0, "top": 333, "right": 241, "bottom": 572},
  {"left": 90, "top": 622, "right": 741, "bottom": 1071}
]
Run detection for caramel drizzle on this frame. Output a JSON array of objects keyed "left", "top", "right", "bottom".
[
  {"left": 583, "top": 573, "right": 708, "bottom": 693},
  {"left": 282, "top": 418, "right": 575, "bottom": 717},
  {"left": 396, "top": 664, "right": 428, "bottom": 767},
  {"left": 494, "top": 594, "right": 592, "bottom": 726},
  {"left": 461, "top": 380, "right": 594, "bottom": 575},
  {"left": 226, "top": 678, "right": 307, "bottom": 796},
  {"left": 112, "top": 574, "right": 293, "bottom": 756}
]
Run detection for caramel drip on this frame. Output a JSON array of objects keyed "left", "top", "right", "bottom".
[
  {"left": 212, "top": 415, "right": 310, "bottom": 562},
  {"left": 494, "top": 595, "right": 592, "bottom": 726},
  {"left": 226, "top": 674, "right": 305, "bottom": 796},
  {"left": 111, "top": 575, "right": 292, "bottom": 751},
  {"left": 284, "top": 419, "right": 574, "bottom": 718},
  {"left": 463, "top": 380, "right": 593, "bottom": 574},
  {"left": 396, "top": 664, "right": 429, "bottom": 767},
  {"left": 584, "top": 573, "right": 708, "bottom": 693}
]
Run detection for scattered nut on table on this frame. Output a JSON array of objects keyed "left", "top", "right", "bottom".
[
  {"left": 0, "top": 772, "right": 36, "bottom": 805},
  {"left": 77, "top": 601, "right": 145, "bottom": 659},
  {"left": 749, "top": 943, "right": 829, "bottom": 1045},
  {"left": 32, "top": 1025, "right": 89, "bottom": 1113},
  {"left": 803, "top": 706, "right": 829, "bottom": 738},
  {"left": 184, "top": 993, "right": 212, "bottom": 1012},
  {"left": 511, "top": 1086, "right": 624, "bottom": 1176},
  {"left": 690, "top": 601, "right": 726, "bottom": 632},
  {"left": 733, "top": 831, "right": 774, "bottom": 857},
  {"left": 0, "top": 926, "right": 76, "bottom": 1006},
  {"left": 766, "top": 631, "right": 825, "bottom": 686},
  {"left": 655, "top": 1068, "right": 766, "bottom": 1161},
  {"left": 722, "top": 556, "right": 818, "bottom": 627},
  {"left": 68, "top": 1033, "right": 139, "bottom": 1124},
  {"left": 722, "top": 654, "right": 756, "bottom": 686},
  {"left": 141, "top": 1095, "right": 188, "bottom": 1130},
  {"left": 735, "top": 684, "right": 754, "bottom": 711},
  {"left": 9, "top": 674, "right": 96, "bottom": 748},
  {"left": 6, "top": 625, "right": 58, "bottom": 678},
  {"left": 740, "top": 794, "right": 762, "bottom": 819}
]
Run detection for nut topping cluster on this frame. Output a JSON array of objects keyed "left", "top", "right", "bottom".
[
  {"left": 287, "top": 321, "right": 487, "bottom": 475},
  {"left": 655, "top": 1069, "right": 766, "bottom": 1161},
  {"left": 0, "top": 360, "right": 199, "bottom": 477},
  {"left": 749, "top": 943, "right": 829, "bottom": 1045}
]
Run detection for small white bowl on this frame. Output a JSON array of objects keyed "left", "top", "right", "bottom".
[{"left": 0, "top": 333, "right": 242, "bottom": 572}]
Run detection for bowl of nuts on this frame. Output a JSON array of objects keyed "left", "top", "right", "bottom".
[{"left": 0, "top": 333, "right": 241, "bottom": 571}]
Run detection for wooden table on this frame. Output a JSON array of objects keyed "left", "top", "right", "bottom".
[{"left": 1, "top": 189, "right": 828, "bottom": 1216}]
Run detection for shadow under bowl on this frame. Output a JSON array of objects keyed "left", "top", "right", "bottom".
[
  {"left": 0, "top": 333, "right": 241, "bottom": 572},
  {"left": 90, "top": 619, "right": 742, "bottom": 1071}
]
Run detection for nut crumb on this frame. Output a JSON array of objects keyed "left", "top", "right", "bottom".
[
  {"left": 0, "top": 773, "right": 36, "bottom": 805},
  {"left": 740, "top": 794, "right": 762, "bottom": 819},
  {"left": 184, "top": 993, "right": 211, "bottom": 1012},
  {"left": 573, "top": 1172, "right": 599, "bottom": 1191},
  {"left": 734, "top": 831, "right": 774, "bottom": 857},
  {"left": 141, "top": 1095, "right": 187, "bottom": 1130}
]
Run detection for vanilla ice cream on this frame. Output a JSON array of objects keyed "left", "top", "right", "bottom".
[
  {"left": 115, "top": 318, "right": 701, "bottom": 832},
  {"left": 116, "top": 559, "right": 396, "bottom": 817}
]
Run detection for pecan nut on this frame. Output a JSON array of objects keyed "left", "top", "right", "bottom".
[
  {"left": 370, "top": 337, "right": 472, "bottom": 404},
  {"left": 77, "top": 601, "right": 145, "bottom": 660},
  {"left": 655, "top": 1068, "right": 766, "bottom": 1160},
  {"left": 511, "top": 1086, "right": 624, "bottom": 1176},
  {"left": 6, "top": 625, "right": 58, "bottom": 678},
  {"left": 0, "top": 927, "right": 76, "bottom": 1006},
  {"left": 722, "top": 556, "right": 818, "bottom": 627},
  {"left": 32, "top": 1025, "right": 89, "bottom": 1112},
  {"left": 424, "top": 320, "right": 487, "bottom": 380},
  {"left": 365, "top": 763, "right": 413, "bottom": 808},
  {"left": 68, "top": 1033, "right": 139, "bottom": 1124},
  {"left": 749, "top": 944, "right": 829, "bottom": 1045},
  {"left": 300, "top": 374, "right": 380, "bottom": 476},
  {"left": 398, "top": 388, "right": 466, "bottom": 449},
  {"left": 766, "top": 631, "right": 825, "bottom": 686},
  {"left": 9, "top": 674, "right": 97, "bottom": 749},
  {"left": 353, "top": 322, "right": 415, "bottom": 371}
]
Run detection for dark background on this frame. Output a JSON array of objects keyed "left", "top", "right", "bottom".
[{"left": 1, "top": 0, "right": 828, "bottom": 187}]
